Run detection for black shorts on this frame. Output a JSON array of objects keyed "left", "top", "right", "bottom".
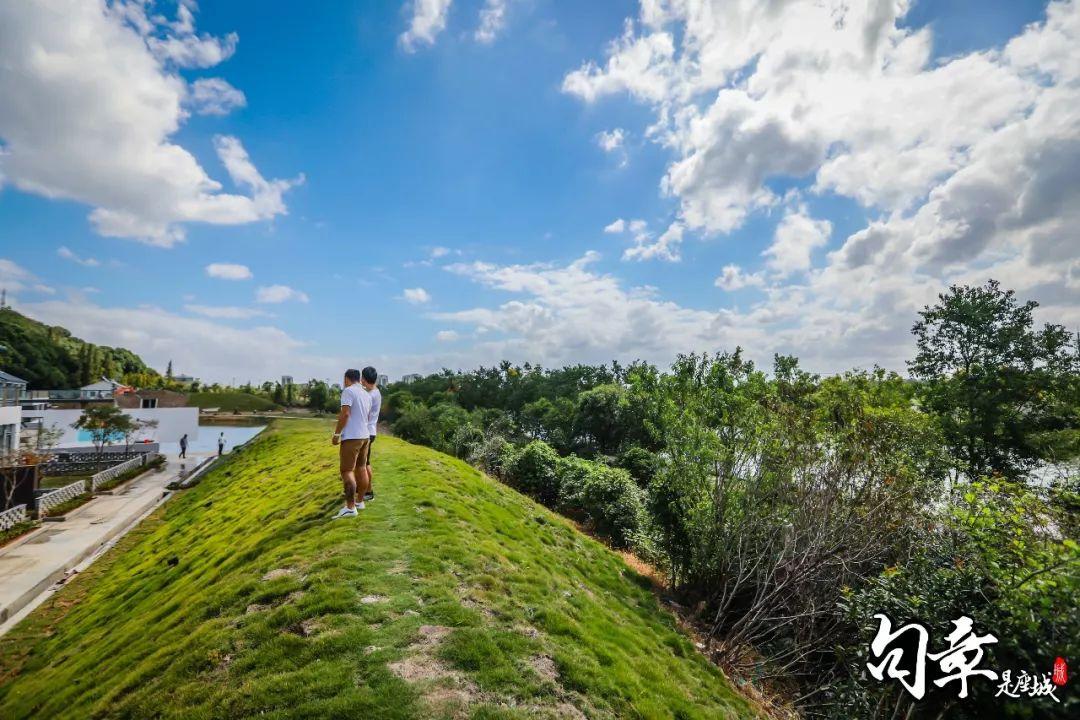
[{"left": 367, "top": 435, "right": 375, "bottom": 465}]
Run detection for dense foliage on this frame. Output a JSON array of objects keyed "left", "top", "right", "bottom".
[
  {"left": 0, "top": 307, "right": 156, "bottom": 388},
  {"left": 386, "top": 281, "right": 1079, "bottom": 718}
]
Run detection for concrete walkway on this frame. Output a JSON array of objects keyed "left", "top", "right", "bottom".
[{"left": 0, "top": 452, "right": 214, "bottom": 636}]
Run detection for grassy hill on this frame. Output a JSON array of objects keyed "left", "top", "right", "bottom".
[
  {"left": 0, "top": 307, "right": 156, "bottom": 388},
  {"left": 0, "top": 420, "right": 758, "bottom": 719},
  {"left": 186, "top": 390, "right": 281, "bottom": 412}
]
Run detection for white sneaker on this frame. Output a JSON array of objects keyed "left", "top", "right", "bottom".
[
  {"left": 333, "top": 506, "right": 358, "bottom": 519},
  {"left": 356, "top": 501, "right": 366, "bottom": 511}
]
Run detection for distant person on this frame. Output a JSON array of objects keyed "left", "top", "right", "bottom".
[
  {"left": 217, "top": 432, "right": 226, "bottom": 457},
  {"left": 331, "top": 368, "right": 372, "bottom": 519},
  {"left": 361, "top": 366, "right": 381, "bottom": 501},
  {"left": 179, "top": 433, "right": 188, "bottom": 459}
]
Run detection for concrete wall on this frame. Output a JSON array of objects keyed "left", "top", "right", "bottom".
[
  {"left": 21, "top": 407, "right": 199, "bottom": 449},
  {"left": 0, "top": 405, "right": 21, "bottom": 454}
]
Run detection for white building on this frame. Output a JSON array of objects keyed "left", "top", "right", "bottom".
[{"left": 0, "top": 370, "right": 26, "bottom": 455}]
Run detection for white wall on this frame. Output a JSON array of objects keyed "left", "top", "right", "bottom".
[
  {"left": 28, "top": 407, "right": 199, "bottom": 449},
  {"left": 0, "top": 405, "right": 21, "bottom": 453}
]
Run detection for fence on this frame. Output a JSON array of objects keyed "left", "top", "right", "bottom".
[
  {"left": 0, "top": 503, "right": 27, "bottom": 531},
  {"left": 37, "top": 480, "right": 87, "bottom": 516},
  {"left": 90, "top": 453, "right": 160, "bottom": 492}
]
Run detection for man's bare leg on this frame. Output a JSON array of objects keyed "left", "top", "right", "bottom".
[
  {"left": 357, "top": 466, "right": 371, "bottom": 501},
  {"left": 341, "top": 470, "right": 357, "bottom": 510}
]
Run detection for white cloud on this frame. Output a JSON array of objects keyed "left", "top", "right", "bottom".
[
  {"left": 605, "top": 218, "right": 682, "bottom": 261},
  {"left": 205, "top": 263, "right": 253, "bottom": 281},
  {"left": 0, "top": 1, "right": 299, "bottom": 247},
  {"left": 714, "top": 264, "right": 764, "bottom": 291},
  {"left": 256, "top": 285, "right": 309, "bottom": 304},
  {"left": 400, "top": 0, "right": 454, "bottom": 52},
  {"left": 0, "top": 259, "right": 36, "bottom": 293},
  {"left": 475, "top": 0, "right": 507, "bottom": 44},
  {"left": 403, "top": 287, "right": 432, "bottom": 304},
  {"left": 15, "top": 298, "right": 338, "bottom": 383},
  {"left": 188, "top": 78, "right": 247, "bottom": 116},
  {"left": 596, "top": 128, "right": 626, "bottom": 153},
  {"left": 430, "top": 246, "right": 452, "bottom": 258},
  {"left": 596, "top": 128, "right": 629, "bottom": 167},
  {"left": 764, "top": 206, "right": 831, "bottom": 277},
  {"left": 604, "top": 218, "right": 627, "bottom": 233},
  {"left": 57, "top": 246, "right": 101, "bottom": 267},
  {"left": 185, "top": 304, "right": 270, "bottom": 319},
  {"left": 435, "top": 330, "right": 460, "bottom": 342},
  {"left": 557, "top": 0, "right": 1080, "bottom": 369}
]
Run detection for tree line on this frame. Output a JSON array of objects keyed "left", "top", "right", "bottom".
[{"left": 383, "top": 281, "right": 1079, "bottom": 719}]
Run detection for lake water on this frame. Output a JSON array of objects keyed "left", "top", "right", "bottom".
[{"left": 159, "top": 424, "right": 266, "bottom": 455}]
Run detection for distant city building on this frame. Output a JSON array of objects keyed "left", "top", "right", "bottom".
[
  {"left": 0, "top": 370, "right": 27, "bottom": 454},
  {"left": 281, "top": 375, "right": 294, "bottom": 386},
  {"left": 172, "top": 374, "right": 197, "bottom": 385},
  {"left": 401, "top": 373, "right": 422, "bottom": 384},
  {"left": 377, "top": 374, "right": 389, "bottom": 387}
]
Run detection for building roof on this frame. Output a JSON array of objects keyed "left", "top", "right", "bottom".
[
  {"left": 0, "top": 369, "right": 28, "bottom": 385},
  {"left": 80, "top": 379, "right": 120, "bottom": 391}
]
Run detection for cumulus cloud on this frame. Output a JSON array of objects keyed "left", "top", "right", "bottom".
[
  {"left": 596, "top": 128, "right": 629, "bottom": 167},
  {"left": 205, "top": 263, "right": 253, "bottom": 280},
  {"left": 400, "top": 0, "right": 454, "bottom": 52},
  {"left": 764, "top": 206, "right": 831, "bottom": 277},
  {"left": 188, "top": 78, "right": 247, "bottom": 116},
  {"left": 57, "top": 247, "right": 101, "bottom": 267},
  {"left": 605, "top": 218, "right": 682, "bottom": 261},
  {"left": 475, "top": 0, "right": 507, "bottom": 43},
  {"left": 557, "top": 0, "right": 1080, "bottom": 368},
  {"left": 184, "top": 304, "right": 270, "bottom": 319},
  {"left": 403, "top": 287, "right": 432, "bottom": 304},
  {"left": 0, "top": 1, "right": 299, "bottom": 247},
  {"left": 256, "top": 285, "right": 309, "bottom": 304},
  {"left": 436, "top": 330, "right": 460, "bottom": 342},
  {"left": 714, "top": 264, "right": 764, "bottom": 291}
]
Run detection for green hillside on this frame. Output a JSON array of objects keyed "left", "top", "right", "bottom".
[
  {"left": 0, "top": 420, "right": 758, "bottom": 720},
  {"left": 187, "top": 390, "right": 281, "bottom": 412},
  {"left": 0, "top": 307, "right": 157, "bottom": 388}
]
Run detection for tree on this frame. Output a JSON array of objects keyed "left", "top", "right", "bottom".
[
  {"left": 909, "top": 280, "right": 1080, "bottom": 480},
  {"left": 307, "top": 379, "right": 329, "bottom": 413},
  {"left": 122, "top": 418, "right": 159, "bottom": 454},
  {"left": 166, "top": 360, "right": 173, "bottom": 380},
  {"left": 72, "top": 406, "right": 133, "bottom": 458}
]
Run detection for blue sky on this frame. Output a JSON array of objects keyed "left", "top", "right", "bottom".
[{"left": 1, "top": 0, "right": 1076, "bottom": 383}]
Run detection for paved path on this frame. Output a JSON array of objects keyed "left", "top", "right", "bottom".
[{"left": 0, "top": 452, "right": 214, "bottom": 636}]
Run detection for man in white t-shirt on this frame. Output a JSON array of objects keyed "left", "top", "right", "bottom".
[
  {"left": 331, "top": 368, "right": 371, "bottom": 518},
  {"left": 360, "top": 366, "right": 381, "bottom": 501}
]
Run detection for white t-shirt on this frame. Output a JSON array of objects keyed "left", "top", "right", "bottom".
[
  {"left": 340, "top": 384, "right": 372, "bottom": 440},
  {"left": 367, "top": 386, "right": 382, "bottom": 437}
]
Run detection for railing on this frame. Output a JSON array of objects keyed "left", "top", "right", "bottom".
[
  {"left": 37, "top": 480, "right": 87, "bottom": 516},
  {"left": 0, "top": 503, "right": 27, "bottom": 531},
  {"left": 90, "top": 453, "right": 159, "bottom": 492}
]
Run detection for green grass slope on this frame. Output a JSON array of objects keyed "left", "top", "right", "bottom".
[
  {"left": 0, "top": 420, "right": 758, "bottom": 720},
  {"left": 186, "top": 391, "right": 281, "bottom": 412}
]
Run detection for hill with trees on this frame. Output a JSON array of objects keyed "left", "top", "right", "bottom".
[
  {"left": 0, "top": 421, "right": 759, "bottom": 719},
  {"left": 0, "top": 307, "right": 157, "bottom": 389},
  {"left": 383, "top": 281, "right": 1079, "bottom": 719}
]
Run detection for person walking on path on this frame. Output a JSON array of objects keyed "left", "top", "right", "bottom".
[
  {"left": 179, "top": 433, "right": 188, "bottom": 459},
  {"left": 361, "top": 366, "right": 381, "bottom": 502},
  {"left": 217, "top": 432, "right": 226, "bottom": 457},
  {"left": 331, "top": 368, "right": 371, "bottom": 519}
]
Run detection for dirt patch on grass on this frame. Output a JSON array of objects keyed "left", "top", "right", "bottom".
[
  {"left": 529, "top": 654, "right": 559, "bottom": 683},
  {"left": 359, "top": 594, "right": 387, "bottom": 605},
  {"left": 387, "top": 624, "right": 482, "bottom": 714},
  {"left": 261, "top": 567, "right": 297, "bottom": 582}
]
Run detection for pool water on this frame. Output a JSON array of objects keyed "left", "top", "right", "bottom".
[{"left": 160, "top": 424, "right": 266, "bottom": 455}]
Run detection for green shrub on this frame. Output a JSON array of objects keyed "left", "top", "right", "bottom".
[
  {"left": 556, "top": 456, "right": 645, "bottom": 548},
  {"left": 507, "top": 440, "right": 561, "bottom": 506}
]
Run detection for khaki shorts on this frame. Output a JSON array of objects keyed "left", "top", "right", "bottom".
[{"left": 339, "top": 438, "right": 370, "bottom": 475}]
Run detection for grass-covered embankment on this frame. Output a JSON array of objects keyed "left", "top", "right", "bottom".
[
  {"left": 186, "top": 391, "right": 280, "bottom": 412},
  {"left": 0, "top": 420, "right": 758, "bottom": 719}
]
